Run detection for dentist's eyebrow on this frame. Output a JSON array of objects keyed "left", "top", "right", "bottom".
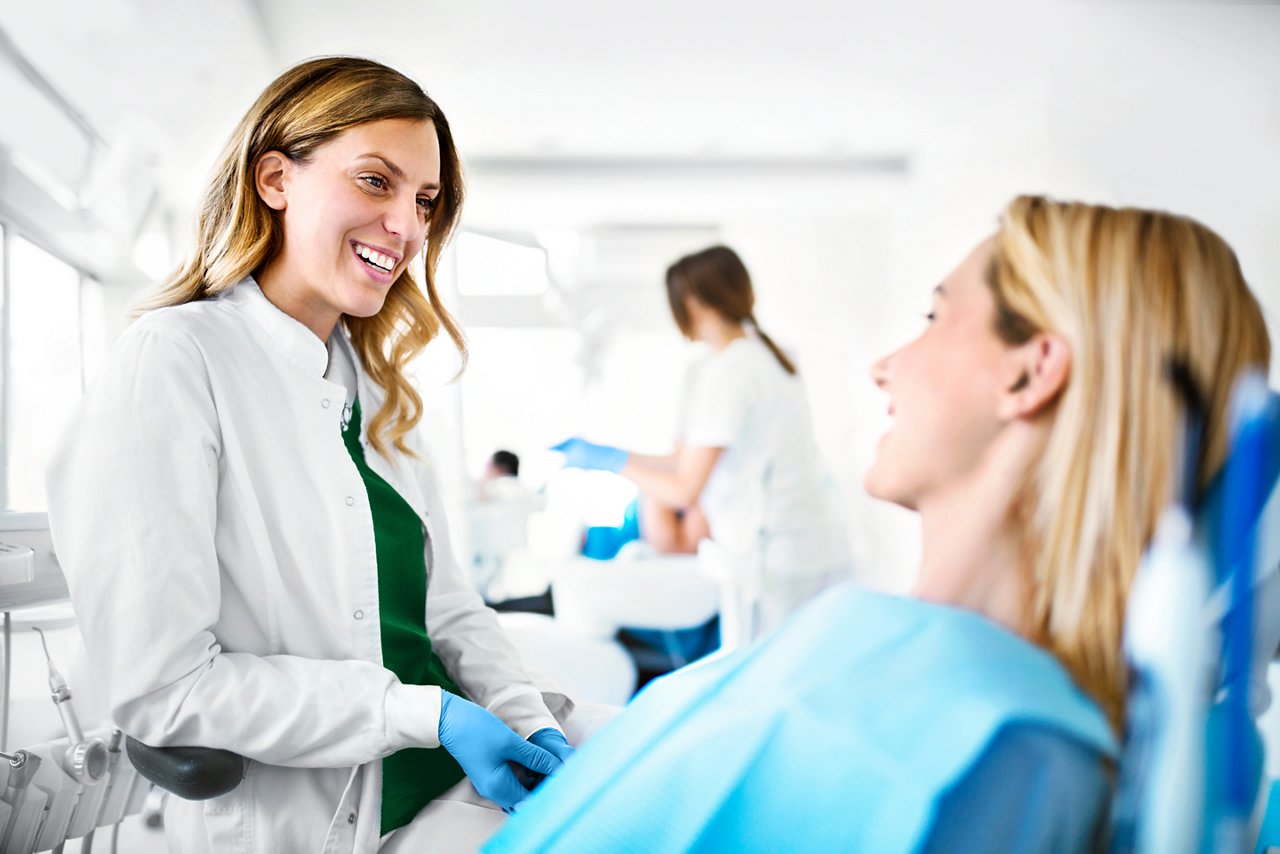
[
  {"left": 359, "top": 153, "right": 441, "bottom": 191},
  {"left": 933, "top": 284, "right": 948, "bottom": 298}
]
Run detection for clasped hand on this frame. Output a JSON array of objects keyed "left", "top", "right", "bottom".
[{"left": 437, "top": 692, "right": 566, "bottom": 812}]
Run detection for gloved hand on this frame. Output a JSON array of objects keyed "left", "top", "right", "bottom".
[
  {"left": 437, "top": 692, "right": 561, "bottom": 811},
  {"left": 513, "top": 728, "right": 577, "bottom": 791},
  {"left": 551, "top": 437, "right": 628, "bottom": 473},
  {"left": 529, "top": 727, "right": 575, "bottom": 764}
]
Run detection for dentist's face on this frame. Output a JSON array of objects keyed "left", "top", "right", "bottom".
[
  {"left": 264, "top": 118, "right": 441, "bottom": 326},
  {"left": 864, "top": 238, "right": 1015, "bottom": 510}
]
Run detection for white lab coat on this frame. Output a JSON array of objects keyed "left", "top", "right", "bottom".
[
  {"left": 683, "top": 335, "right": 851, "bottom": 574},
  {"left": 682, "top": 335, "right": 852, "bottom": 636},
  {"left": 46, "top": 279, "right": 569, "bottom": 854}
]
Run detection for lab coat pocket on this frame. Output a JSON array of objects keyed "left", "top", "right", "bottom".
[
  {"left": 206, "top": 761, "right": 249, "bottom": 850},
  {"left": 160, "top": 766, "right": 248, "bottom": 854}
]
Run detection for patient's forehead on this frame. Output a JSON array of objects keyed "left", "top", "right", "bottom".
[{"left": 939, "top": 237, "right": 996, "bottom": 302}]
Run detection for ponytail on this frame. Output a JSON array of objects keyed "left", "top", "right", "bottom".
[
  {"left": 750, "top": 318, "right": 797, "bottom": 376},
  {"left": 667, "top": 246, "right": 796, "bottom": 375}
]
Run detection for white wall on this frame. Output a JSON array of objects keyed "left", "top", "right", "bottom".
[{"left": 4, "top": 0, "right": 1278, "bottom": 583}]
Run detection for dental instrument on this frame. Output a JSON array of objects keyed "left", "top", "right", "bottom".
[{"left": 33, "top": 627, "right": 107, "bottom": 784}]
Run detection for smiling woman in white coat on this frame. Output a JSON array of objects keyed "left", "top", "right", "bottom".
[{"left": 46, "top": 57, "right": 572, "bottom": 854}]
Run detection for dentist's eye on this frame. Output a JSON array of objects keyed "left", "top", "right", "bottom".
[{"left": 922, "top": 311, "right": 936, "bottom": 323}]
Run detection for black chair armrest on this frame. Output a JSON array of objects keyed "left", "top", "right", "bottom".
[{"left": 125, "top": 737, "right": 246, "bottom": 800}]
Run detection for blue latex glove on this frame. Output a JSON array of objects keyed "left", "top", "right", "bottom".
[
  {"left": 514, "top": 728, "right": 577, "bottom": 791},
  {"left": 551, "top": 437, "right": 628, "bottom": 473},
  {"left": 437, "top": 692, "right": 561, "bottom": 811},
  {"left": 529, "top": 728, "right": 575, "bottom": 764}
]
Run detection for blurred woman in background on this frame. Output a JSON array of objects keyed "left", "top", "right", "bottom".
[{"left": 555, "top": 245, "right": 852, "bottom": 645}]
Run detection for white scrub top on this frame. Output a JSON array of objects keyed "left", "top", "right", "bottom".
[
  {"left": 681, "top": 335, "right": 851, "bottom": 580},
  {"left": 46, "top": 279, "right": 568, "bottom": 854}
]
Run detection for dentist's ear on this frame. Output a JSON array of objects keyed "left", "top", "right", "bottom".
[
  {"left": 254, "top": 151, "right": 292, "bottom": 211},
  {"left": 998, "top": 332, "right": 1071, "bottom": 420}
]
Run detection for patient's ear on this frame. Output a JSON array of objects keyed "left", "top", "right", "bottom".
[
  {"left": 997, "top": 332, "right": 1070, "bottom": 420},
  {"left": 254, "top": 151, "right": 292, "bottom": 212}
]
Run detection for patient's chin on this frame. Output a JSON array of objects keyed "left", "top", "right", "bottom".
[{"left": 863, "top": 462, "right": 921, "bottom": 512}]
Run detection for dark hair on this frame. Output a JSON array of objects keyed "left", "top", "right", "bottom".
[
  {"left": 664, "top": 245, "right": 796, "bottom": 375},
  {"left": 490, "top": 450, "right": 520, "bottom": 477}
]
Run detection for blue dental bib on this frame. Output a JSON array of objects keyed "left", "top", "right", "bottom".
[{"left": 488, "top": 585, "right": 1117, "bottom": 853}]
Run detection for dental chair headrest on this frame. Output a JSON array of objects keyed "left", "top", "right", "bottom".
[{"left": 1199, "top": 389, "right": 1280, "bottom": 591}]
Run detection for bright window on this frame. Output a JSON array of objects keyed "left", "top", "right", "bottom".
[{"left": 8, "top": 236, "right": 83, "bottom": 510}]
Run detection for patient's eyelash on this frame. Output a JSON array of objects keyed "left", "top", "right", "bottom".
[{"left": 923, "top": 311, "right": 936, "bottom": 323}]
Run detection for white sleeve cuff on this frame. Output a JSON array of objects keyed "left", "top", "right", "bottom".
[{"left": 384, "top": 682, "right": 443, "bottom": 751}]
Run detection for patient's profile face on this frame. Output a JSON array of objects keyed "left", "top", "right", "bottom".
[{"left": 864, "top": 238, "right": 1020, "bottom": 511}]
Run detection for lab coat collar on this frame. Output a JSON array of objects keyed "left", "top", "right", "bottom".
[
  {"left": 225, "top": 277, "right": 331, "bottom": 378},
  {"left": 227, "top": 279, "right": 408, "bottom": 490}
]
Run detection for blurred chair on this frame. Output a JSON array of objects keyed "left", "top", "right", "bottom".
[
  {"left": 494, "top": 611, "right": 636, "bottom": 707},
  {"left": 551, "top": 555, "right": 719, "bottom": 641}
]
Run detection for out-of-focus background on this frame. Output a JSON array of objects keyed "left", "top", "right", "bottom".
[
  {"left": 1, "top": 1, "right": 1277, "bottom": 592},
  {"left": 0, "top": 4, "right": 1277, "bottom": 849}
]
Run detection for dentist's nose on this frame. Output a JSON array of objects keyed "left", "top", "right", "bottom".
[{"left": 384, "top": 194, "right": 422, "bottom": 240}]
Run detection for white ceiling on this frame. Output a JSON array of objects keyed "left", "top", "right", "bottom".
[{"left": 1, "top": 1, "right": 1278, "bottom": 235}]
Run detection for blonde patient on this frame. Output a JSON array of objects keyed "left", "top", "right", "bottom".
[{"left": 484, "top": 196, "right": 1271, "bottom": 852}]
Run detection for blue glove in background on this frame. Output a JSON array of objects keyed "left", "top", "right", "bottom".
[
  {"left": 437, "top": 692, "right": 561, "bottom": 812},
  {"left": 529, "top": 728, "right": 576, "bottom": 764},
  {"left": 551, "top": 437, "right": 628, "bottom": 473}
]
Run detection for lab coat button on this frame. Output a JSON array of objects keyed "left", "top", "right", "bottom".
[
  {"left": 345, "top": 496, "right": 355, "bottom": 506},
  {"left": 353, "top": 610, "right": 364, "bottom": 620},
  {"left": 321, "top": 399, "right": 331, "bottom": 409},
  {"left": 347, "top": 813, "right": 356, "bottom": 825}
]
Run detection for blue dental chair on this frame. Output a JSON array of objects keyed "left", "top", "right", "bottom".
[
  {"left": 1203, "top": 384, "right": 1280, "bottom": 852},
  {"left": 1114, "top": 381, "right": 1280, "bottom": 852}
]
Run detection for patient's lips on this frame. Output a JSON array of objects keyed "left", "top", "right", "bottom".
[{"left": 875, "top": 404, "right": 896, "bottom": 446}]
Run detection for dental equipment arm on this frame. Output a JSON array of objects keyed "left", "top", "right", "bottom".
[{"left": 32, "top": 627, "right": 107, "bottom": 785}]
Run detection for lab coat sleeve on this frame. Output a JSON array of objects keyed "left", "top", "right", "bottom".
[
  {"left": 46, "top": 321, "right": 444, "bottom": 768},
  {"left": 683, "top": 354, "right": 749, "bottom": 449},
  {"left": 414, "top": 455, "right": 572, "bottom": 738}
]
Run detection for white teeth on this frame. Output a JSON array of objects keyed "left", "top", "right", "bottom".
[{"left": 355, "top": 244, "right": 394, "bottom": 272}]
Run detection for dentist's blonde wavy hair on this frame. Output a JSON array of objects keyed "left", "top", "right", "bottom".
[
  {"left": 988, "top": 195, "right": 1270, "bottom": 730},
  {"left": 138, "top": 56, "right": 466, "bottom": 458}
]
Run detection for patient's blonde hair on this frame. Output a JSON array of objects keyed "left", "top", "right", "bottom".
[
  {"left": 138, "top": 56, "right": 466, "bottom": 458},
  {"left": 989, "top": 195, "right": 1270, "bottom": 730}
]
